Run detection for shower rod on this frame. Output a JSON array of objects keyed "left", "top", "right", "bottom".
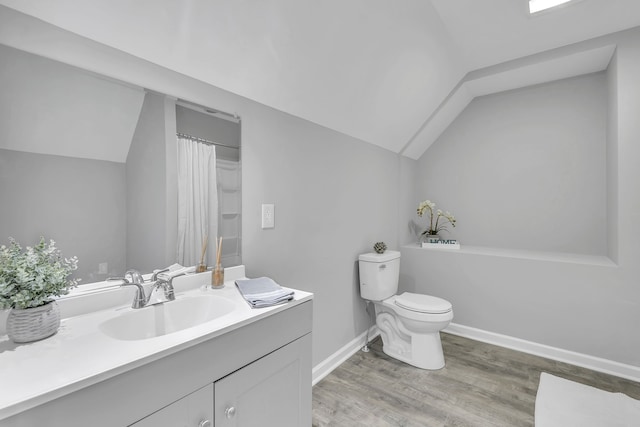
[{"left": 177, "top": 132, "right": 239, "bottom": 150}]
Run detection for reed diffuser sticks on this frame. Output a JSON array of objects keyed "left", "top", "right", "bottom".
[
  {"left": 216, "top": 237, "right": 223, "bottom": 266},
  {"left": 212, "top": 237, "right": 224, "bottom": 287},
  {"left": 196, "top": 234, "right": 208, "bottom": 273}
]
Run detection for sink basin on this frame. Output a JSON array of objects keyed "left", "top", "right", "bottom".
[{"left": 99, "top": 295, "right": 237, "bottom": 340}]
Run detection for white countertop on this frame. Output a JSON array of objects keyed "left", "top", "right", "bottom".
[{"left": 0, "top": 271, "right": 312, "bottom": 420}]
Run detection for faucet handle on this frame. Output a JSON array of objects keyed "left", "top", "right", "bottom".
[
  {"left": 120, "top": 280, "right": 147, "bottom": 309},
  {"left": 109, "top": 270, "right": 148, "bottom": 309},
  {"left": 151, "top": 268, "right": 170, "bottom": 282},
  {"left": 155, "top": 272, "right": 186, "bottom": 302},
  {"left": 125, "top": 269, "right": 144, "bottom": 284}
]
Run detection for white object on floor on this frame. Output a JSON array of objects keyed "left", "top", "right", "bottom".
[{"left": 535, "top": 372, "right": 640, "bottom": 427}]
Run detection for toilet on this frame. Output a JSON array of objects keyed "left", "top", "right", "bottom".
[{"left": 358, "top": 250, "right": 453, "bottom": 370}]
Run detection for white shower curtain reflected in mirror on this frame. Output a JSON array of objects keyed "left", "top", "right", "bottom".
[{"left": 176, "top": 136, "right": 218, "bottom": 267}]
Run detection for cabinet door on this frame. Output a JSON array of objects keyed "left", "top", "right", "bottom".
[
  {"left": 214, "top": 334, "right": 311, "bottom": 427},
  {"left": 130, "top": 383, "right": 214, "bottom": 427}
]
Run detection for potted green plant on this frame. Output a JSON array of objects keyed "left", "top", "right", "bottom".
[
  {"left": 417, "top": 199, "right": 457, "bottom": 242},
  {"left": 0, "top": 237, "right": 79, "bottom": 343}
]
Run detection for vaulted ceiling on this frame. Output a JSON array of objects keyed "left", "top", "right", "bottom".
[{"left": 2, "top": 0, "right": 640, "bottom": 159}]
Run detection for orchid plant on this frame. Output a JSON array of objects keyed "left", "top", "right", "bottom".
[
  {"left": 0, "top": 237, "right": 79, "bottom": 309},
  {"left": 417, "top": 200, "right": 457, "bottom": 237}
]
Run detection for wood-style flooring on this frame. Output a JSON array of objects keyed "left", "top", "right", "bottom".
[{"left": 312, "top": 333, "right": 640, "bottom": 426}]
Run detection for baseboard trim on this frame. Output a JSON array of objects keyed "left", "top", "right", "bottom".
[
  {"left": 444, "top": 323, "right": 640, "bottom": 383},
  {"left": 312, "top": 327, "right": 379, "bottom": 386},
  {"left": 313, "top": 323, "right": 640, "bottom": 385}
]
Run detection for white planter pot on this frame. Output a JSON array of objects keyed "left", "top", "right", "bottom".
[{"left": 6, "top": 301, "right": 61, "bottom": 343}]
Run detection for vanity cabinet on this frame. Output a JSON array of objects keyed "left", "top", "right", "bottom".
[
  {"left": 130, "top": 335, "right": 309, "bottom": 427},
  {"left": 131, "top": 384, "right": 214, "bottom": 427},
  {"left": 214, "top": 334, "right": 309, "bottom": 426},
  {"left": 2, "top": 300, "right": 312, "bottom": 427}
]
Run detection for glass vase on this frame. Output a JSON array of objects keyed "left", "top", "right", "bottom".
[{"left": 212, "top": 264, "right": 225, "bottom": 288}]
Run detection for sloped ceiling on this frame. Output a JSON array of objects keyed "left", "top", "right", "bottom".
[
  {"left": 431, "top": 0, "right": 640, "bottom": 70},
  {"left": 1, "top": 0, "right": 640, "bottom": 159},
  {"left": 0, "top": 43, "right": 144, "bottom": 163}
]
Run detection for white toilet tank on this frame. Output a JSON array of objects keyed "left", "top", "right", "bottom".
[{"left": 358, "top": 250, "right": 400, "bottom": 301}]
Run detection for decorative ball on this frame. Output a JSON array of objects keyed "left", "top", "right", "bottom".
[{"left": 373, "top": 242, "right": 387, "bottom": 254}]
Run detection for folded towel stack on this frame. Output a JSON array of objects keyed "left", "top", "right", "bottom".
[
  {"left": 156, "top": 263, "right": 196, "bottom": 281},
  {"left": 235, "top": 277, "right": 294, "bottom": 308}
]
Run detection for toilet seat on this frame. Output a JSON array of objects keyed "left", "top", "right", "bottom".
[{"left": 394, "top": 292, "right": 452, "bottom": 314}]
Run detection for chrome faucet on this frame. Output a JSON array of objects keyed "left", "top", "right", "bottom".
[
  {"left": 107, "top": 269, "right": 184, "bottom": 309},
  {"left": 125, "top": 269, "right": 145, "bottom": 286},
  {"left": 106, "top": 269, "right": 147, "bottom": 309},
  {"left": 148, "top": 273, "right": 186, "bottom": 305}
]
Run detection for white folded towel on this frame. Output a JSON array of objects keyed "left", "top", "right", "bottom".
[
  {"left": 156, "top": 263, "right": 196, "bottom": 281},
  {"left": 235, "top": 277, "right": 294, "bottom": 308}
]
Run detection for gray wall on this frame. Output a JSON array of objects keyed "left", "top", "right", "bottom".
[
  {"left": 401, "top": 28, "right": 640, "bottom": 367},
  {"left": 415, "top": 72, "right": 607, "bottom": 255},
  {"left": 126, "top": 92, "right": 170, "bottom": 273},
  {"left": 0, "top": 43, "right": 143, "bottom": 163},
  {"left": 606, "top": 52, "right": 619, "bottom": 263},
  {"left": 240, "top": 104, "right": 402, "bottom": 364},
  {"left": 0, "top": 149, "right": 126, "bottom": 282}
]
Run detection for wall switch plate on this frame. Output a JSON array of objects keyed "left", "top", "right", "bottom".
[
  {"left": 98, "top": 262, "right": 108, "bottom": 275},
  {"left": 262, "top": 204, "right": 275, "bottom": 229}
]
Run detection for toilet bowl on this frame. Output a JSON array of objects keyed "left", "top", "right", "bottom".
[
  {"left": 358, "top": 251, "right": 453, "bottom": 370},
  {"left": 375, "top": 292, "right": 453, "bottom": 370}
]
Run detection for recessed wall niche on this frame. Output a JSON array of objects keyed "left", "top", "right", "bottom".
[{"left": 417, "top": 71, "right": 609, "bottom": 256}]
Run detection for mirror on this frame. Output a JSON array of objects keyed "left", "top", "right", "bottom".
[{"left": 0, "top": 43, "right": 241, "bottom": 286}]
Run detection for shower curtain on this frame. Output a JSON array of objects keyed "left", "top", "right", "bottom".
[{"left": 176, "top": 136, "right": 218, "bottom": 267}]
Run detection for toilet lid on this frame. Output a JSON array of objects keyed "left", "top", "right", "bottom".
[{"left": 395, "top": 292, "right": 452, "bottom": 314}]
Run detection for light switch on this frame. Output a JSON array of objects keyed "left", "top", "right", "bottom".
[{"left": 262, "top": 204, "right": 275, "bottom": 229}]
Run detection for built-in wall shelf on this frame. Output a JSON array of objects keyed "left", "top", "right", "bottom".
[
  {"left": 217, "top": 158, "right": 241, "bottom": 267},
  {"left": 217, "top": 162, "right": 239, "bottom": 171},
  {"left": 402, "top": 243, "right": 616, "bottom": 267}
]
